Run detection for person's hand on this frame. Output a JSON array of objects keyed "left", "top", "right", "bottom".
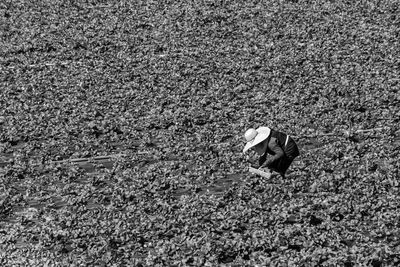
[{"left": 258, "top": 159, "right": 267, "bottom": 169}]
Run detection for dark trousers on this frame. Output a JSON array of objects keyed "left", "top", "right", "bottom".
[
  {"left": 268, "top": 155, "right": 296, "bottom": 174},
  {"left": 271, "top": 137, "right": 299, "bottom": 174}
]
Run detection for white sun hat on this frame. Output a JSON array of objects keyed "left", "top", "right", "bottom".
[{"left": 243, "top": 127, "right": 271, "bottom": 153}]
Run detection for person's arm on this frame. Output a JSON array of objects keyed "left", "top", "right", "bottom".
[
  {"left": 258, "top": 153, "right": 267, "bottom": 168},
  {"left": 260, "top": 137, "right": 284, "bottom": 168}
]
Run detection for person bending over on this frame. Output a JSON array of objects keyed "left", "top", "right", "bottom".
[{"left": 243, "top": 127, "right": 300, "bottom": 178}]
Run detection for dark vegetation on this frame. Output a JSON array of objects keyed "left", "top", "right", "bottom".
[{"left": 0, "top": 0, "right": 399, "bottom": 266}]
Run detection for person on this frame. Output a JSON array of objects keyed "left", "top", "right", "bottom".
[{"left": 243, "top": 127, "right": 300, "bottom": 178}]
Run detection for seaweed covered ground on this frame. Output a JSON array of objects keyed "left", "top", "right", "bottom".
[{"left": 1, "top": 0, "right": 400, "bottom": 266}]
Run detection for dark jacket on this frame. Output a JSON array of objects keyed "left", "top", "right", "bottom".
[{"left": 258, "top": 129, "right": 300, "bottom": 173}]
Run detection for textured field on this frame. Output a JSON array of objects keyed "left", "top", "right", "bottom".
[{"left": 1, "top": 0, "right": 400, "bottom": 266}]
